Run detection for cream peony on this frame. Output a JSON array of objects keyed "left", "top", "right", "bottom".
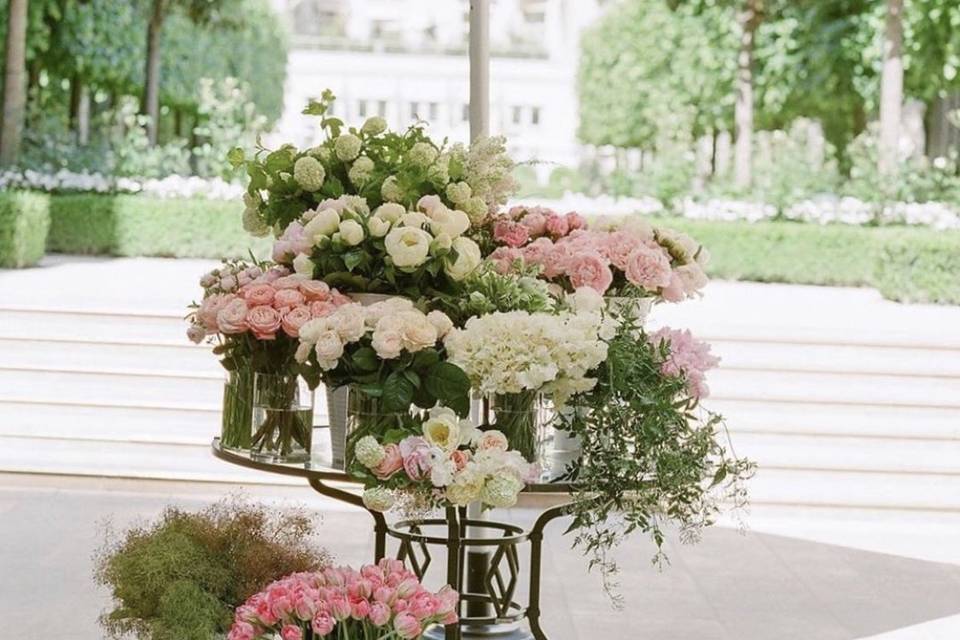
[
  {"left": 367, "top": 216, "right": 391, "bottom": 237},
  {"left": 338, "top": 219, "right": 365, "bottom": 246},
  {"left": 384, "top": 227, "right": 432, "bottom": 268},
  {"left": 374, "top": 203, "right": 405, "bottom": 223},
  {"left": 428, "top": 207, "right": 470, "bottom": 238},
  {"left": 292, "top": 253, "right": 315, "bottom": 276},
  {"left": 304, "top": 208, "right": 340, "bottom": 240},
  {"left": 445, "top": 236, "right": 482, "bottom": 280},
  {"left": 401, "top": 211, "right": 429, "bottom": 228},
  {"left": 422, "top": 409, "right": 460, "bottom": 453}
]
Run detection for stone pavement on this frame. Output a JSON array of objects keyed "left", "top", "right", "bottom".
[{"left": 2, "top": 474, "right": 960, "bottom": 640}]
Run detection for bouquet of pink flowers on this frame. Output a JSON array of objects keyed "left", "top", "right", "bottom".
[
  {"left": 487, "top": 207, "right": 709, "bottom": 301},
  {"left": 228, "top": 559, "right": 458, "bottom": 640}
]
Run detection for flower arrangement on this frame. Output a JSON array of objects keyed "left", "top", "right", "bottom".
[
  {"left": 231, "top": 90, "right": 516, "bottom": 237},
  {"left": 228, "top": 560, "right": 458, "bottom": 640},
  {"left": 488, "top": 207, "right": 709, "bottom": 300},
  {"left": 270, "top": 193, "right": 483, "bottom": 297},
  {"left": 294, "top": 297, "right": 470, "bottom": 409},
  {"left": 351, "top": 406, "right": 540, "bottom": 513}
]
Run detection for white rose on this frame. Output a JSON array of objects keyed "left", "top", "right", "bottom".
[
  {"left": 332, "top": 304, "right": 366, "bottom": 342},
  {"left": 367, "top": 216, "right": 391, "bottom": 238},
  {"left": 314, "top": 329, "right": 344, "bottom": 364},
  {"left": 401, "top": 211, "right": 429, "bottom": 228},
  {"left": 294, "top": 341, "right": 313, "bottom": 363},
  {"left": 338, "top": 219, "right": 365, "bottom": 246},
  {"left": 431, "top": 232, "right": 452, "bottom": 254},
  {"left": 375, "top": 203, "right": 405, "bottom": 223},
  {"left": 428, "top": 207, "right": 470, "bottom": 238},
  {"left": 426, "top": 310, "right": 454, "bottom": 338},
  {"left": 292, "top": 253, "right": 315, "bottom": 276},
  {"left": 399, "top": 312, "right": 438, "bottom": 351},
  {"left": 384, "top": 227, "right": 432, "bottom": 268},
  {"left": 303, "top": 208, "right": 340, "bottom": 241},
  {"left": 371, "top": 328, "right": 403, "bottom": 359},
  {"left": 445, "top": 236, "right": 482, "bottom": 281}
]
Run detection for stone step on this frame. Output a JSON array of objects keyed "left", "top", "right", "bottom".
[
  {"left": 0, "top": 337, "right": 218, "bottom": 372},
  {"left": 0, "top": 308, "right": 188, "bottom": 343}
]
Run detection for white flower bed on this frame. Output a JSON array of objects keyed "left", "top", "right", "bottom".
[{"left": 0, "top": 169, "right": 244, "bottom": 201}]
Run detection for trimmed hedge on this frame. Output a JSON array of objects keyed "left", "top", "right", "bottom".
[
  {"left": 47, "top": 194, "right": 270, "bottom": 259},
  {"left": 0, "top": 191, "right": 51, "bottom": 268},
  {"left": 876, "top": 234, "right": 960, "bottom": 304}
]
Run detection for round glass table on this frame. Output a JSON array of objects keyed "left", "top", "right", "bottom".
[{"left": 212, "top": 427, "right": 575, "bottom": 640}]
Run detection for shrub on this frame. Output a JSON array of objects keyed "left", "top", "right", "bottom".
[
  {"left": 94, "top": 497, "right": 330, "bottom": 640},
  {"left": 876, "top": 232, "right": 960, "bottom": 304},
  {"left": 0, "top": 191, "right": 51, "bottom": 268},
  {"left": 47, "top": 194, "right": 271, "bottom": 258}
]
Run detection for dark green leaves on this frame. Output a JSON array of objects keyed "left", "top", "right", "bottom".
[
  {"left": 381, "top": 371, "right": 415, "bottom": 413},
  {"left": 424, "top": 362, "right": 471, "bottom": 417}
]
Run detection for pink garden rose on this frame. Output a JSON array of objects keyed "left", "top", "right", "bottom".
[
  {"left": 373, "top": 443, "right": 403, "bottom": 479},
  {"left": 394, "top": 612, "right": 423, "bottom": 640},
  {"left": 624, "top": 245, "right": 672, "bottom": 291},
  {"left": 197, "top": 293, "right": 234, "bottom": 331},
  {"left": 246, "top": 305, "right": 282, "bottom": 340},
  {"left": 241, "top": 283, "right": 276, "bottom": 307},
  {"left": 273, "top": 288, "right": 306, "bottom": 310},
  {"left": 493, "top": 219, "right": 530, "bottom": 248},
  {"left": 544, "top": 213, "right": 569, "bottom": 237},
  {"left": 309, "top": 299, "right": 340, "bottom": 318},
  {"left": 299, "top": 279, "right": 330, "bottom": 301},
  {"left": 282, "top": 306, "right": 313, "bottom": 338},
  {"left": 476, "top": 430, "right": 509, "bottom": 452},
  {"left": 566, "top": 251, "right": 614, "bottom": 293},
  {"left": 216, "top": 298, "right": 249, "bottom": 334},
  {"left": 272, "top": 275, "right": 305, "bottom": 290}
]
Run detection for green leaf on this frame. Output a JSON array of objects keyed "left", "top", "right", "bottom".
[
  {"left": 303, "top": 100, "right": 327, "bottom": 116},
  {"left": 402, "top": 369, "right": 421, "bottom": 388},
  {"left": 424, "top": 362, "right": 471, "bottom": 417},
  {"left": 227, "top": 147, "right": 245, "bottom": 168},
  {"left": 411, "top": 348, "right": 440, "bottom": 371},
  {"left": 350, "top": 347, "right": 379, "bottom": 372},
  {"left": 247, "top": 165, "right": 268, "bottom": 190},
  {"left": 342, "top": 250, "right": 366, "bottom": 272},
  {"left": 382, "top": 371, "right": 415, "bottom": 413}
]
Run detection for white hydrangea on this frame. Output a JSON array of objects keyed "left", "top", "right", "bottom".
[
  {"left": 481, "top": 474, "right": 525, "bottom": 508},
  {"left": 293, "top": 156, "right": 326, "bottom": 191}
]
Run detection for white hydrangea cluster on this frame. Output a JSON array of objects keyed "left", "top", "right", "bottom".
[
  {"left": 448, "top": 136, "right": 517, "bottom": 223},
  {"left": 444, "top": 305, "right": 611, "bottom": 406},
  {"left": 295, "top": 298, "right": 454, "bottom": 368}
]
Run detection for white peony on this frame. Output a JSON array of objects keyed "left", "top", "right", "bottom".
[
  {"left": 431, "top": 232, "right": 452, "bottom": 254},
  {"left": 401, "top": 211, "right": 429, "bottom": 228},
  {"left": 304, "top": 208, "right": 340, "bottom": 240},
  {"left": 428, "top": 207, "right": 470, "bottom": 238},
  {"left": 338, "top": 219, "right": 365, "bottom": 246},
  {"left": 367, "top": 216, "right": 391, "bottom": 238},
  {"left": 422, "top": 407, "right": 461, "bottom": 453},
  {"left": 384, "top": 227, "right": 432, "bottom": 268},
  {"left": 445, "top": 237, "right": 482, "bottom": 281}
]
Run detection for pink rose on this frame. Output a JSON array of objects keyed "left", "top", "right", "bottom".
[
  {"left": 566, "top": 252, "right": 613, "bottom": 294},
  {"left": 399, "top": 436, "right": 433, "bottom": 481},
  {"left": 273, "top": 288, "right": 306, "bottom": 310},
  {"left": 488, "top": 246, "right": 524, "bottom": 275},
  {"left": 477, "top": 430, "right": 509, "bottom": 452},
  {"left": 273, "top": 275, "right": 305, "bottom": 290},
  {"left": 331, "top": 290, "right": 352, "bottom": 306},
  {"left": 246, "top": 305, "right": 282, "bottom": 340},
  {"left": 493, "top": 219, "right": 530, "bottom": 248},
  {"left": 544, "top": 214, "right": 569, "bottom": 237},
  {"left": 565, "top": 211, "right": 587, "bottom": 231},
  {"left": 282, "top": 306, "right": 313, "bottom": 337},
  {"left": 312, "top": 612, "right": 335, "bottom": 636},
  {"left": 281, "top": 624, "right": 302, "bottom": 640},
  {"left": 624, "top": 245, "right": 672, "bottom": 291},
  {"left": 241, "top": 283, "right": 276, "bottom": 307},
  {"left": 309, "top": 300, "right": 339, "bottom": 318},
  {"left": 521, "top": 237, "right": 554, "bottom": 267},
  {"left": 519, "top": 212, "right": 547, "bottom": 236},
  {"left": 299, "top": 279, "right": 330, "bottom": 301},
  {"left": 393, "top": 612, "right": 422, "bottom": 640},
  {"left": 369, "top": 602, "right": 391, "bottom": 627},
  {"left": 373, "top": 443, "right": 403, "bottom": 479},
  {"left": 197, "top": 293, "right": 234, "bottom": 330},
  {"left": 216, "top": 298, "right": 249, "bottom": 334},
  {"left": 449, "top": 449, "right": 470, "bottom": 471}
]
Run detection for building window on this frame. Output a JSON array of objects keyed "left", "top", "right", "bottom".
[
  {"left": 358, "top": 100, "right": 367, "bottom": 118},
  {"left": 531, "top": 106, "right": 541, "bottom": 125},
  {"left": 512, "top": 106, "right": 522, "bottom": 125},
  {"left": 428, "top": 102, "right": 439, "bottom": 120},
  {"left": 410, "top": 102, "right": 420, "bottom": 120},
  {"left": 377, "top": 100, "right": 387, "bottom": 117}
]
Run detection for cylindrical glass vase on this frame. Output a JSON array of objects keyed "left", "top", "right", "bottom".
[
  {"left": 489, "top": 391, "right": 543, "bottom": 463},
  {"left": 345, "top": 386, "right": 407, "bottom": 470},
  {"left": 221, "top": 368, "right": 254, "bottom": 451},
  {"left": 250, "top": 373, "right": 314, "bottom": 463}
]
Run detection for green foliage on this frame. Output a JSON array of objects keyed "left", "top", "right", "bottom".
[
  {"left": 562, "top": 312, "right": 754, "bottom": 600},
  {"left": 94, "top": 497, "right": 329, "bottom": 640},
  {"left": 0, "top": 191, "right": 51, "bottom": 268},
  {"left": 876, "top": 232, "right": 960, "bottom": 304},
  {"left": 433, "top": 264, "right": 558, "bottom": 326},
  {"left": 46, "top": 194, "right": 271, "bottom": 258}
]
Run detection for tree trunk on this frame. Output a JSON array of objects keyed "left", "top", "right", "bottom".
[
  {"left": 878, "top": 0, "right": 903, "bottom": 175},
  {"left": 142, "top": 0, "right": 166, "bottom": 146},
  {"left": 1, "top": 0, "right": 29, "bottom": 167},
  {"left": 734, "top": 0, "right": 761, "bottom": 190},
  {"left": 77, "top": 86, "right": 91, "bottom": 146}
]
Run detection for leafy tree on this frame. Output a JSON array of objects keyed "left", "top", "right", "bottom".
[{"left": 1, "top": 0, "right": 29, "bottom": 166}]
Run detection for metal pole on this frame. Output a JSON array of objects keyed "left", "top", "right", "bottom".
[{"left": 469, "top": 0, "right": 490, "bottom": 140}]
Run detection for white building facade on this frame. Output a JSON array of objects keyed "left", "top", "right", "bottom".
[{"left": 271, "top": 0, "right": 608, "bottom": 174}]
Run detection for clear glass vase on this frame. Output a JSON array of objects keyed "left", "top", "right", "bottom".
[
  {"left": 345, "top": 386, "right": 407, "bottom": 469},
  {"left": 221, "top": 368, "right": 254, "bottom": 451},
  {"left": 489, "top": 391, "right": 546, "bottom": 463},
  {"left": 250, "top": 373, "right": 314, "bottom": 463}
]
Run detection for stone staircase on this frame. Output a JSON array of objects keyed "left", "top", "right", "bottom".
[{"left": 1, "top": 260, "right": 959, "bottom": 513}]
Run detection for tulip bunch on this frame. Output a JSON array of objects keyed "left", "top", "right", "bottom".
[{"left": 228, "top": 559, "right": 458, "bottom": 640}]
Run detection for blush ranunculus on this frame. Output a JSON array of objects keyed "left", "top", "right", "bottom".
[
  {"left": 282, "top": 306, "right": 313, "bottom": 337},
  {"left": 492, "top": 219, "right": 530, "bottom": 248},
  {"left": 273, "top": 288, "right": 306, "bottom": 310},
  {"left": 197, "top": 293, "right": 234, "bottom": 330},
  {"left": 216, "top": 298, "right": 249, "bottom": 334},
  {"left": 241, "top": 283, "right": 276, "bottom": 307},
  {"left": 624, "top": 245, "right": 672, "bottom": 291},
  {"left": 566, "top": 251, "right": 614, "bottom": 293},
  {"left": 246, "top": 305, "right": 282, "bottom": 340},
  {"left": 373, "top": 443, "right": 404, "bottom": 479}
]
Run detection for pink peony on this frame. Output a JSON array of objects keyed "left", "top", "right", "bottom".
[
  {"left": 280, "top": 624, "right": 302, "bottom": 640},
  {"left": 565, "top": 211, "right": 587, "bottom": 231},
  {"left": 273, "top": 288, "right": 306, "bottom": 310},
  {"left": 519, "top": 212, "right": 547, "bottom": 236},
  {"left": 488, "top": 246, "right": 524, "bottom": 274},
  {"left": 246, "top": 305, "right": 282, "bottom": 340},
  {"left": 661, "top": 272, "right": 685, "bottom": 302},
  {"left": 624, "top": 245, "right": 672, "bottom": 291},
  {"left": 649, "top": 328, "right": 720, "bottom": 399},
  {"left": 394, "top": 612, "right": 422, "bottom": 639},
  {"left": 217, "top": 298, "right": 249, "bottom": 334},
  {"left": 312, "top": 612, "right": 335, "bottom": 636},
  {"left": 521, "top": 237, "right": 554, "bottom": 267},
  {"left": 566, "top": 251, "right": 614, "bottom": 294},
  {"left": 601, "top": 230, "right": 644, "bottom": 271},
  {"left": 399, "top": 436, "right": 433, "bottom": 481},
  {"left": 299, "top": 279, "right": 330, "bottom": 301},
  {"left": 541, "top": 242, "right": 573, "bottom": 279},
  {"left": 369, "top": 602, "right": 392, "bottom": 626},
  {"left": 242, "top": 283, "right": 276, "bottom": 307},
  {"left": 373, "top": 443, "right": 403, "bottom": 479},
  {"left": 544, "top": 213, "right": 569, "bottom": 237},
  {"left": 493, "top": 219, "right": 530, "bottom": 248},
  {"left": 282, "top": 306, "right": 313, "bottom": 337}
]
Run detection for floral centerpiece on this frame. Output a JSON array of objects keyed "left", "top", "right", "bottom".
[
  {"left": 228, "top": 559, "right": 458, "bottom": 640},
  {"left": 352, "top": 406, "right": 540, "bottom": 513}
]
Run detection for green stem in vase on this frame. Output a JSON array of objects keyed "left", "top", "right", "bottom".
[{"left": 493, "top": 391, "right": 539, "bottom": 462}]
